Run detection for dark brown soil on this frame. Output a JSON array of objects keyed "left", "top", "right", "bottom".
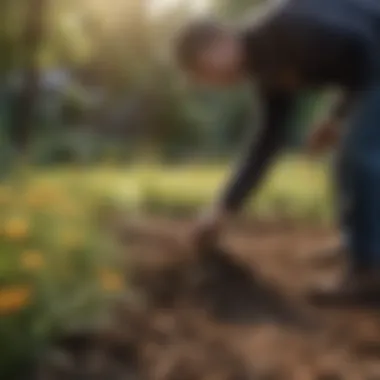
[{"left": 40, "top": 217, "right": 380, "bottom": 380}]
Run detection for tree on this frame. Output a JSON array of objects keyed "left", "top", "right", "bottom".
[{"left": 9, "top": 0, "right": 47, "bottom": 154}]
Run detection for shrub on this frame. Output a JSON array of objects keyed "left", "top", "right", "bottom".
[{"left": 0, "top": 172, "right": 126, "bottom": 378}]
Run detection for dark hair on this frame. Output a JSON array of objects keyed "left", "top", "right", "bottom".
[{"left": 175, "top": 19, "right": 225, "bottom": 69}]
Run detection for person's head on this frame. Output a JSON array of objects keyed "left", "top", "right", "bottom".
[{"left": 175, "top": 19, "right": 244, "bottom": 87}]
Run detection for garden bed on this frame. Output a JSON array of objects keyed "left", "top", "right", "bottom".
[{"left": 40, "top": 217, "right": 380, "bottom": 380}]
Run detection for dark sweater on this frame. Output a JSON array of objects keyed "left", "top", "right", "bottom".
[{"left": 221, "top": 0, "right": 380, "bottom": 211}]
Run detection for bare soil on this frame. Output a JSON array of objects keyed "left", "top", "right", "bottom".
[{"left": 41, "top": 217, "right": 380, "bottom": 380}]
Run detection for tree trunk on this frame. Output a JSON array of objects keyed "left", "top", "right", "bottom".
[{"left": 10, "top": 0, "right": 46, "bottom": 154}]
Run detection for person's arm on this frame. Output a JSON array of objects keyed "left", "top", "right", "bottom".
[{"left": 217, "top": 88, "right": 296, "bottom": 213}]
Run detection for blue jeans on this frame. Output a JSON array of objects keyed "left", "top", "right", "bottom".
[{"left": 337, "top": 83, "right": 380, "bottom": 271}]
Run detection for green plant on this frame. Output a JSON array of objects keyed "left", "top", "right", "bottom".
[{"left": 0, "top": 172, "right": 126, "bottom": 378}]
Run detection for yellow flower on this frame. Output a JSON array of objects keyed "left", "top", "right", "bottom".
[
  {"left": 21, "top": 250, "right": 44, "bottom": 270},
  {"left": 100, "top": 270, "right": 124, "bottom": 292},
  {"left": 0, "top": 286, "right": 31, "bottom": 315},
  {"left": 4, "top": 217, "right": 29, "bottom": 240}
]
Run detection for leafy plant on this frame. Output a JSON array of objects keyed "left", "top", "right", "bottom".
[{"left": 0, "top": 170, "right": 126, "bottom": 378}]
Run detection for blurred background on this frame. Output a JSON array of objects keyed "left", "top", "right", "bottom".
[
  {"left": 0, "top": 0, "right": 333, "bottom": 218},
  {"left": 0, "top": 0, "right": 345, "bottom": 379}
]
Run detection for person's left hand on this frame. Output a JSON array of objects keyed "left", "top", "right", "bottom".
[
  {"left": 192, "top": 206, "right": 230, "bottom": 250},
  {"left": 306, "top": 119, "right": 340, "bottom": 156}
]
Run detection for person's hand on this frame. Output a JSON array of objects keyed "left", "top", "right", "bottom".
[
  {"left": 192, "top": 206, "right": 230, "bottom": 250},
  {"left": 306, "top": 119, "right": 340, "bottom": 156}
]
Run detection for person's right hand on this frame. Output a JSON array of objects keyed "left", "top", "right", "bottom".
[{"left": 192, "top": 206, "right": 230, "bottom": 250}]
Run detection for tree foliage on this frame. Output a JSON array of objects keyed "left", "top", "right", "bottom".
[{"left": 0, "top": 0, "right": 328, "bottom": 165}]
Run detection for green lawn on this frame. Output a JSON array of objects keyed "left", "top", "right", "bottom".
[{"left": 29, "top": 155, "right": 334, "bottom": 221}]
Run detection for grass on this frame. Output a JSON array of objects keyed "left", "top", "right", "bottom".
[{"left": 28, "top": 154, "right": 334, "bottom": 222}]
